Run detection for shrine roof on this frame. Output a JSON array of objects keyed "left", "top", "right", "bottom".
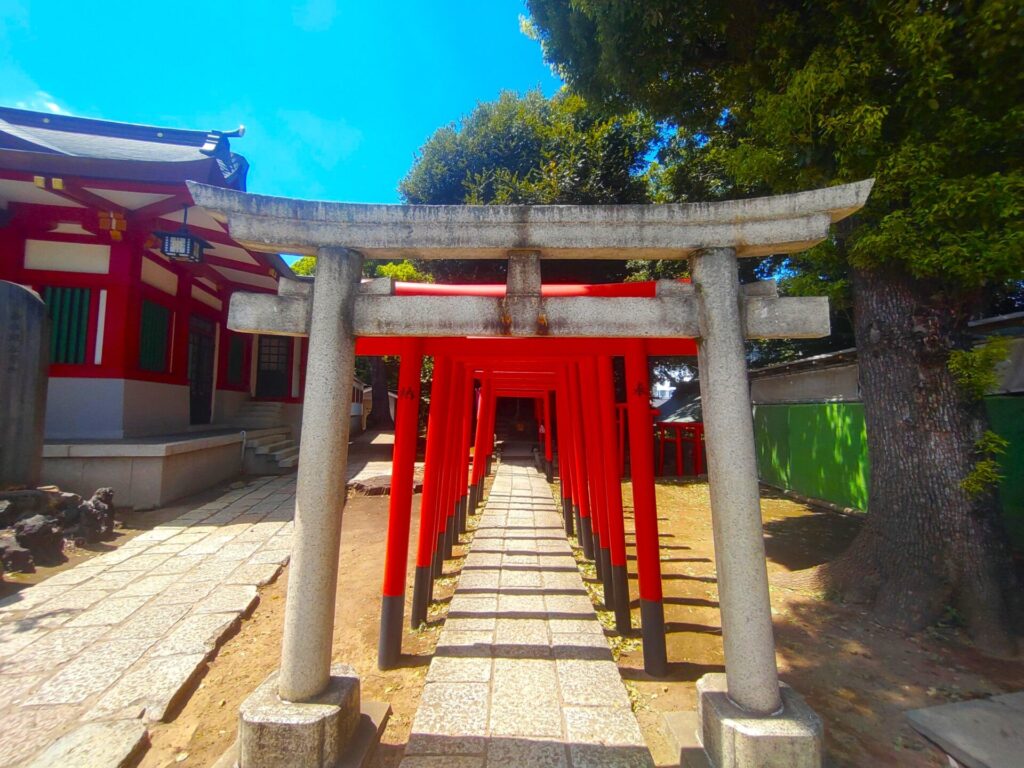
[{"left": 0, "top": 106, "right": 247, "bottom": 189}]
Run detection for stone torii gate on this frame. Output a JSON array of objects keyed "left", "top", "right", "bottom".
[{"left": 189, "top": 179, "right": 872, "bottom": 768}]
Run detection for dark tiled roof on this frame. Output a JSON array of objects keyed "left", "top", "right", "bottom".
[{"left": 0, "top": 107, "right": 248, "bottom": 189}]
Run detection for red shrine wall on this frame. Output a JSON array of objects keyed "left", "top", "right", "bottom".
[{"left": 0, "top": 204, "right": 284, "bottom": 440}]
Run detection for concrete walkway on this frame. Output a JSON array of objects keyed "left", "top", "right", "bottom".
[
  {"left": 401, "top": 461, "right": 654, "bottom": 768},
  {"left": 0, "top": 475, "right": 295, "bottom": 768}
]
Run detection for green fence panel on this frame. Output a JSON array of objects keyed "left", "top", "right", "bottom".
[
  {"left": 755, "top": 397, "right": 1023, "bottom": 550},
  {"left": 754, "top": 402, "right": 868, "bottom": 510},
  {"left": 985, "top": 396, "right": 1024, "bottom": 549}
]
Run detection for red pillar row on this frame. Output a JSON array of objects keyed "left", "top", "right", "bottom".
[{"left": 382, "top": 343, "right": 668, "bottom": 677}]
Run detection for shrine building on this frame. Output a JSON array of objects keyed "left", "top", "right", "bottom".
[{"left": 0, "top": 107, "right": 366, "bottom": 507}]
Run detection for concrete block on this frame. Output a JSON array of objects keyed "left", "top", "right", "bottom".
[
  {"left": 239, "top": 664, "right": 361, "bottom": 768},
  {"left": 696, "top": 674, "right": 822, "bottom": 768}
]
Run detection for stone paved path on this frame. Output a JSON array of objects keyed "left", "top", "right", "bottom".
[
  {"left": 0, "top": 475, "right": 295, "bottom": 767},
  {"left": 401, "top": 461, "right": 654, "bottom": 768}
]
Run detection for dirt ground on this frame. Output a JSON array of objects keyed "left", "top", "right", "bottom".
[
  {"left": 138, "top": 488, "right": 475, "bottom": 768},
  {"left": 609, "top": 480, "right": 1024, "bottom": 768}
]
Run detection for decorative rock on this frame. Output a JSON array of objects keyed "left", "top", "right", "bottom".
[
  {"left": 0, "top": 489, "right": 55, "bottom": 524},
  {"left": 0, "top": 533, "right": 34, "bottom": 572},
  {"left": 72, "top": 487, "right": 117, "bottom": 542},
  {"left": 14, "top": 514, "right": 64, "bottom": 564}
]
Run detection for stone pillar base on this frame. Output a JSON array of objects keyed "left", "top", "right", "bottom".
[
  {"left": 665, "top": 674, "right": 822, "bottom": 768},
  {"left": 239, "top": 664, "right": 361, "bottom": 768}
]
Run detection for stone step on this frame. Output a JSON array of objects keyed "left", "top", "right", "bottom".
[
  {"left": 245, "top": 432, "right": 290, "bottom": 449},
  {"left": 255, "top": 439, "right": 293, "bottom": 455},
  {"left": 272, "top": 445, "right": 299, "bottom": 461}
]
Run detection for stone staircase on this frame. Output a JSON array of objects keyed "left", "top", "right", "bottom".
[
  {"left": 234, "top": 402, "right": 298, "bottom": 473},
  {"left": 233, "top": 401, "right": 286, "bottom": 429}
]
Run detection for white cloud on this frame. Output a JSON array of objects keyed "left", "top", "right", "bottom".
[
  {"left": 13, "top": 90, "right": 72, "bottom": 115},
  {"left": 292, "top": 0, "right": 337, "bottom": 32}
]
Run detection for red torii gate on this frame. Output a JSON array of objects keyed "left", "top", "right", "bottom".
[{"left": 361, "top": 279, "right": 697, "bottom": 676}]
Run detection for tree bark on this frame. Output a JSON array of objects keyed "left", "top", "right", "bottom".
[
  {"left": 366, "top": 357, "right": 395, "bottom": 430},
  {"left": 818, "top": 265, "right": 1021, "bottom": 655}
]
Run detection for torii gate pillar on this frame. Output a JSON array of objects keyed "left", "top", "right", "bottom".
[{"left": 237, "top": 247, "right": 369, "bottom": 768}]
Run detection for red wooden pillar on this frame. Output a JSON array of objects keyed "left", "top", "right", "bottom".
[
  {"left": 378, "top": 340, "right": 422, "bottom": 667},
  {"left": 625, "top": 341, "right": 668, "bottom": 675},
  {"left": 469, "top": 376, "right": 493, "bottom": 511},
  {"left": 599, "top": 356, "right": 631, "bottom": 631},
  {"left": 411, "top": 355, "right": 451, "bottom": 627},
  {"left": 456, "top": 366, "right": 474, "bottom": 535},
  {"left": 568, "top": 361, "right": 594, "bottom": 559},
  {"left": 553, "top": 375, "right": 575, "bottom": 535},
  {"left": 581, "top": 356, "right": 613, "bottom": 605},
  {"left": 542, "top": 390, "right": 554, "bottom": 481},
  {"left": 440, "top": 362, "right": 463, "bottom": 561},
  {"left": 483, "top": 382, "right": 498, "bottom": 475}
]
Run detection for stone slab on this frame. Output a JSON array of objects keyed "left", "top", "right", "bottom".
[
  {"left": 907, "top": 691, "right": 1024, "bottom": 768},
  {"left": 20, "top": 720, "right": 148, "bottom": 768},
  {"left": 84, "top": 651, "right": 207, "bottom": 722},
  {"left": 662, "top": 711, "right": 712, "bottom": 768}
]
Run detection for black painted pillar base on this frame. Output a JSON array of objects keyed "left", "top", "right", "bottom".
[
  {"left": 433, "top": 532, "right": 445, "bottom": 580},
  {"left": 580, "top": 516, "right": 594, "bottom": 560},
  {"left": 378, "top": 594, "right": 404, "bottom": 669},
  {"left": 640, "top": 599, "right": 669, "bottom": 676},
  {"left": 486, "top": 456, "right": 493, "bottom": 476},
  {"left": 561, "top": 498, "right": 574, "bottom": 536},
  {"left": 573, "top": 505, "right": 582, "bottom": 544},
  {"left": 468, "top": 485, "right": 478, "bottom": 515},
  {"left": 545, "top": 460, "right": 554, "bottom": 483},
  {"left": 444, "top": 517, "right": 455, "bottom": 559},
  {"left": 611, "top": 564, "right": 631, "bottom": 633},
  {"left": 410, "top": 566, "right": 431, "bottom": 629},
  {"left": 600, "top": 547, "right": 614, "bottom": 610},
  {"left": 458, "top": 495, "right": 468, "bottom": 535}
]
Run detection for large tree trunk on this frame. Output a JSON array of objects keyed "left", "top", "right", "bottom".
[
  {"left": 366, "top": 357, "right": 395, "bottom": 430},
  {"left": 818, "top": 265, "right": 1021, "bottom": 654}
]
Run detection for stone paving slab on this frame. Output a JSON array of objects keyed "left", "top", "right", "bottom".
[
  {"left": 0, "top": 475, "right": 296, "bottom": 767},
  {"left": 400, "top": 461, "right": 654, "bottom": 768}
]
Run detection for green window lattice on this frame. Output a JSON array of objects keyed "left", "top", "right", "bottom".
[
  {"left": 139, "top": 300, "right": 171, "bottom": 372},
  {"left": 42, "top": 286, "right": 91, "bottom": 365},
  {"left": 227, "top": 335, "right": 245, "bottom": 385}
]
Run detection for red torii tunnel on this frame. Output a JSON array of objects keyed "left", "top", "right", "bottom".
[{"left": 358, "top": 280, "right": 698, "bottom": 675}]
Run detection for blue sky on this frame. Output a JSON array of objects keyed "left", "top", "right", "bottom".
[{"left": 0, "top": 0, "right": 562, "bottom": 203}]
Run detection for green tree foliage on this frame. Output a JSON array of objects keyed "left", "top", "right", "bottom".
[
  {"left": 401, "top": 89, "right": 655, "bottom": 205},
  {"left": 400, "top": 89, "right": 658, "bottom": 282},
  {"left": 290, "top": 256, "right": 316, "bottom": 276},
  {"left": 527, "top": 0, "right": 1024, "bottom": 650},
  {"left": 527, "top": 0, "right": 1023, "bottom": 298},
  {"left": 374, "top": 259, "right": 434, "bottom": 283}
]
